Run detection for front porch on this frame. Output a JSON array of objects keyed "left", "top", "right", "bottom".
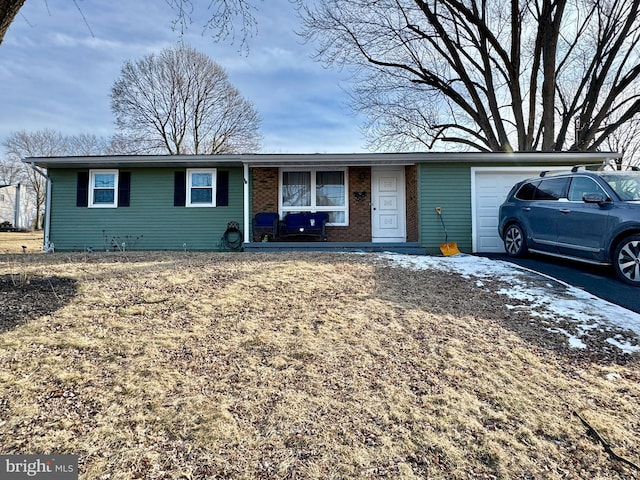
[{"left": 243, "top": 241, "right": 425, "bottom": 254}]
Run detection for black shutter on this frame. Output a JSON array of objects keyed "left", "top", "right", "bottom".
[
  {"left": 174, "top": 171, "right": 186, "bottom": 206},
  {"left": 216, "top": 170, "right": 229, "bottom": 207},
  {"left": 118, "top": 172, "right": 131, "bottom": 207},
  {"left": 76, "top": 172, "right": 89, "bottom": 207}
]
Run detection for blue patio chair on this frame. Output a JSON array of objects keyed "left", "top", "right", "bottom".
[{"left": 252, "top": 212, "right": 280, "bottom": 242}]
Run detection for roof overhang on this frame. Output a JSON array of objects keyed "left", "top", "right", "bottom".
[
  {"left": 24, "top": 151, "right": 623, "bottom": 169},
  {"left": 24, "top": 154, "right": 246, "bottom": 169}
]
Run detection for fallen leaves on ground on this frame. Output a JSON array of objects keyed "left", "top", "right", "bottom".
[{"left": 0, "top": 252, "right": 638, "bottom": 479}]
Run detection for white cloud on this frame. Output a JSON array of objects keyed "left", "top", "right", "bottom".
[{"left": 51, "top": 32, "right": 114, "bottom": 49}]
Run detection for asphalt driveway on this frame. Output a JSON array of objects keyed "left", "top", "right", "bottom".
[{"left": 482, "top": 253, "right": 640, "bottom": 314}]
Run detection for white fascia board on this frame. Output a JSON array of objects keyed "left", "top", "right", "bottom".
[{"left": 25, "top": 151, "right": 623, "bottom": 169}]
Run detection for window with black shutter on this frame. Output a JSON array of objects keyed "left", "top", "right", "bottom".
[
  {"left": 175, "top": 169, "right": 228, "bottom": 207},
  {"left": 118, "top": 172, "right": 131, "bottom": 207},
  {"left": 216, "top": 170, "right": 229, "bottom": 206},
  {"left": 174, "top": 171, "right": 186, "bottom": 206}
]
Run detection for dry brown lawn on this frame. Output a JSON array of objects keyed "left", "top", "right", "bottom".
[
  {"left": 0, "top": 248, "right": 639, "bottom": 479},
  {"left": 0, "top": 231, "right": 44, "bottom": 254}
]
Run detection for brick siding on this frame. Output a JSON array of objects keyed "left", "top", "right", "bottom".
[
  {"left": 251, "top": 167, "right": 279, "bottom": 215},
  {"left": 405, "top": 164, "right": 419, "bottom": 242},
  {"left": 250, "top": 165, "right": 418, "bottom": 242}
]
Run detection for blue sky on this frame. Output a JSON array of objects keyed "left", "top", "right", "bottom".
[{"left": 0, "top": 0, "right": 367, "bottom": 153}]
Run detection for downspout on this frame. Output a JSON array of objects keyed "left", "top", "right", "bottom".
[
  {"left": 243, "top": 163, "right": 250, "bottom": 244},
  {"left": 27, "top": 162, "right": 53, "bottom": 252}
]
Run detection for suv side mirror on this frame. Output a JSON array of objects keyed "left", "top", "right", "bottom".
[{"left": 583, "top": 193, "right": 611, "bottom": 206}]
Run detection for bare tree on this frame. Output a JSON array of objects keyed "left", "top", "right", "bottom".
[
  {"left": 0, "top": 155, "right": 26, "bottom": 185},
  {"left": 0, "top": 0, "right": 259, "bottom": 47},
  {"left": 103, "top": 134, "right": 148, "bottom": 156},
  {"left": 603, "top": 115, "right": 640, "bottom": 169},
  {"left": 299, "top": 0, "right": 640, "bottom": 153},
  {"left": 2, "top": 129, "right": 70, "bottom": 229},
  {"left": 0, "top": 0, "right": 25, "bottom": 46},
  {"left": 1, "top": 129, "right": 121, "bottom": 228},
  {"left": 111, "top": 44, "right": 262, "bottom": 155},
  {"left": 67, "top": 133, "right": 112, "bottom": 156},
  {"left": 3, "top": 129, "right": 71, "bottom": 158},
  {"left": 166, "top": 0, "right": 259, "bottom": 49}
]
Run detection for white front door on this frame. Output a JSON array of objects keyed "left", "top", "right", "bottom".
[{"left": 371, "top": 167, "right": 406, "bottom": 242}]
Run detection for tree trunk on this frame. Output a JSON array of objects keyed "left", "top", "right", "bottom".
[
  {"left": 0, "top": 0, "right": 26, "bottom": 45},
  {"left": 540, "top": 0, "right": 565, "bottom": 150}
]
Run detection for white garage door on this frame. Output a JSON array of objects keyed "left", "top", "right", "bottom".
[{"left": 472, "top": 167, "right": 569, "bottom": 253}]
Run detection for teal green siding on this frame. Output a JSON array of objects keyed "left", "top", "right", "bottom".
[
  {"left": 418, "top": 160, "right": 574, "bottom": 254},
  {"left": 48, "top": 167, "right": 244, "bottom": 251},
  {"left": 419, "top": 163, "right": 473, "bottom": 254}
]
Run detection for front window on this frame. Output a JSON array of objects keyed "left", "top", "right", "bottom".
[
  {"left": 601, "top": 173, "right": 640, "bottom": 201},
  {"left": 89, "top": 170, "right": 118, "bottom": 208},
  {"left": 187, "top": 169, "right": 216, "bottom": 207},
  {"left": 282, "top": 171, "right": 311, "bottom": 207},
  {"left": 280, "top": 168, "right": 348, "bottom": 225}
]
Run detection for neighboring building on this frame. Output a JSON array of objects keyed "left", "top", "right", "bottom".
[
  {"left": 25, "top": 152, "right": 621, "bottom": 253},
  {"left": 0, "top": 184, "right": 36, "bottom": 230}
]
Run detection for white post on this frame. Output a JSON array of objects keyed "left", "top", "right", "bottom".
[
  {"left": 243, "top": 163, "right": 250, "bottom": 243},
  {"left": 14, "top": 183, "right": 20, "bottom": 229}
]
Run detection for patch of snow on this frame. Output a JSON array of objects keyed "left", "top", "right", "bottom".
[
  {"left": 544, "top": 327, "right": 587, "bottom": 349},
  {"left": 606, "top": 337, "right": 640, "bottom": 354},
  {"left": 377, "top": 252, "right": 640, "bottom": 355}
]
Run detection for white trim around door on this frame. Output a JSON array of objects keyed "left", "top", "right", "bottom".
[{"left": 371, "top": 166, "right": 406, "bottom": 243}]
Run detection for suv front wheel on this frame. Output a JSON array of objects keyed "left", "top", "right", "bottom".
[
  {"left": 614, "top": 235, "right": 640, "bottom": 286},
  {"left": 503, "top": 223, "right": 527, "bottom": 257}
]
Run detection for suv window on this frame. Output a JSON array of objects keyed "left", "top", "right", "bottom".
[
  {"left": 533, "top": 177, "right": 569, "bottom": 200},
  {"left": 515, "top": 180, "right": 539, "bottom": 200},
  {"left": 568, "top": 176, "right": 606, "bottom": 202},
  {"left": 601, "top": 173, "right": 640, "bottom": 201}
]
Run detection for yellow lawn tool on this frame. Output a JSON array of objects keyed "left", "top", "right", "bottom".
[{"left": 435, "top": 206, "right": 460, "bottom": 256}]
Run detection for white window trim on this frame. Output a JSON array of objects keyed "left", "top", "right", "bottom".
[
  {"left": 89, "top": 169, "right": 118, "bottom": 208},
  {"left": 186, "top": 168, "right": 217, "bottom": 207},
  {"left": 279, "top": 167, "right": 349, "bottom": 226}
]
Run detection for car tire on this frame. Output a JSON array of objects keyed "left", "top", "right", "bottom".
[
  {"left": 503, "top": 223, "right": 527, "bottom": 257},
  {"left": 613, "top": 234, "right": 640, "bottom": 286}
]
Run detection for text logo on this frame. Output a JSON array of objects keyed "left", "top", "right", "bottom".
[{"left": 0, "top": 455, "right": 78, "bottom": 480}]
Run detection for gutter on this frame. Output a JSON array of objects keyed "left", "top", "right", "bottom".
[{"left": 26, "top": 151, "right": 624, "bottom": 169}]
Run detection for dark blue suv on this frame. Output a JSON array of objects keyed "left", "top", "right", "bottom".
[{"left": 498, "top": 168, "right": 640, "bottom": 286}]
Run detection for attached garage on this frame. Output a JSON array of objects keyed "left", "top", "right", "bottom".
[
  {"left": 471, "top": 167, "right": 570, "bottom": 253},
  {"left": 419, "top": 153, "right": 622, "bottom": 255}
]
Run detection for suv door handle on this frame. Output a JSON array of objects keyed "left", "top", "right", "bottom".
[
  {"left": 523, "top": 207, "right": 531, "bottom": 212},
  {"left": 559, "top": 208, "right": 571, "bottom": 213}
]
